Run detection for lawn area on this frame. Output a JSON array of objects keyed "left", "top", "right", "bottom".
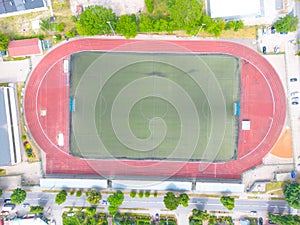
[{"left": 266, "top": 181, "right": 288, "bottom": 192}]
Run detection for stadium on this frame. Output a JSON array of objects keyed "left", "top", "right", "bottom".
[{"left": 24, "top": 38, "right": 286, "bottom": 180}]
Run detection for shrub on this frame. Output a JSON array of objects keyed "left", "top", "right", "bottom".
[
  {"left": 56, "top": 23, "right": 66, "bottom": 32},
  {"left": 22, "top": 135, "right": 26, "bottom": 141},
  {"left": 138, "top": 191, "right": 144, "bottom": 198},
  {"left": 145, "top": 191, "right": 150, "bottom": 198},
  {"left": 55, "top": 190, "right": 67, "bottom": 205},
  {"left": 70, "top": 191, "right": 74, "bottom": 196},
  {"left": 130, "top": 191, "right": 136, "bottom": 198},
  {"left": 55, "top": 34, "right": 62, "bottom": 40},
  {"left": 30, "top": 206, "right": 44, "bottom": 214},
  {"left": 153, "top": 191, "right": 157, "bottom": 197},
  {"left": 145, "top": 0, "right": 154, "bottom": 13},
  {"left": 76, "top": 190, "right": 82, "bottom": 197}
]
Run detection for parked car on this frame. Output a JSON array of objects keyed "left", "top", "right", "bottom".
[
  {"left": 262, "top": 46, "right": 267, "bottom": 54},
  {"left": 4, "top": 199, "right": 11, "bottom": 204},
  {"left": 250, "top": 211, "right": 257, "bottom": 216},
  {"left": 271, "top": 26, "right": 276, "bottom": 34},
  {"left": 262, "top": 28, "right": 267, "bottom": 34},
  {"left": 290, "top": 78, "right": 297, "bottom": 82},
  {"left": 100, "top": 200, "right": 109, "bottom": 206},
  {"left": 292, "top": 97, "right": 299, "bottom": 101},
  {"left": 155, "top": 213, "right": 159, "bottom": 221},
  {"left": 67, "top": 212, "right": 75, "bottom": 217},
  {"left": 259, "top": 217, "right": 263, "bottom": 225},
  {"left": 291, "top": 91, "right": 299, "bottom": 96},
  {"left": 292, "top": 102, "right": 299, "bottom": 105},
  {"left": 274, "top": 46, "right": 279, "bottom": 54},
  {"left": 22, "top": 203, "right": 30, "bottom": 209}
]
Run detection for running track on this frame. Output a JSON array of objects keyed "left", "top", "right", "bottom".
[{"left": 24, "top": 38, "right": 286, "bottom": 180}]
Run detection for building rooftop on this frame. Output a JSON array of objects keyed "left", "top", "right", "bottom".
[
  {"left": 0, "top": 0, "right": 45, "bottom": 16},
  {"left": 8, "top": 38, "right": 42, "bottom": 57},
  {"left": 0, "top": 89, "right": 11, "bottom": 166}
]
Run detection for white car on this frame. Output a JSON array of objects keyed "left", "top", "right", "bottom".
[{"left": 22, "top": 203, "right": 30, "bottom": 209}]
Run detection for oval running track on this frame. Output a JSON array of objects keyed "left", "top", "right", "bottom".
[{"left": 24, "top": 38, "right": 286, "bottom": 180}]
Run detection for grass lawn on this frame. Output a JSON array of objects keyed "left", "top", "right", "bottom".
[{"left": 70, "top": 51, "right": 240, "bottom": 162}]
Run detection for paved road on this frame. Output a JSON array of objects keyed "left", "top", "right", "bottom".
[{"left": 0, "top": 192, "right": 291, "bottom": 225}]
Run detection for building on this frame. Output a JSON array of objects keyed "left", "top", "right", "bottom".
[
  {"left": 0, "top": 0, "right": 47, "bottom": 18},
  {"left": 8, "top": 38, "right": 43, "bottom": 57},
  {"left": 0, "top": 86, "right": 21, "bottom": 166},
  {"left": 206, "top": 0, "right": 294, "bottom": 25},
  {"left": 5, "top": 218, "right": 48, "bottom": 225}
]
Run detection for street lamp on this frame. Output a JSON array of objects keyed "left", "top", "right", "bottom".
[
  {"left": 195, "top": 23, "right": 206, "bottom": 37},
  {"left": 106, "top": 21, "right": 116, "bottom": 36}
]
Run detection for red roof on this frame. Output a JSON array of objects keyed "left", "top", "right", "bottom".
[{"left": 8, "top": 38, "right": 42, "bottom": 57}]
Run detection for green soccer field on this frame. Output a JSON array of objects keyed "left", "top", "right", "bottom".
[{"left": 69, "top": 51, "right": 240, "bottom": 162}]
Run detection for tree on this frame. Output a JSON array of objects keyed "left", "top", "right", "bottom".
[
  {"left": 56, "top": 23, "right": 65, "bottom": 32},
  {"left": 76, "top": 190, "right": 82, "bottom": 197},
  {"left": 107, "top": 190, "right": 124, "bottom": 207},
  {"left": 168, "top": 0, "right": 202, "bottom": 30},
  {"left": 179, "top": 193, "right": 189, "bottom": 207},
  {"left": 0, "top": 33, "right": 10, "bottom": 51},
  {"left": 0, "top": 189, "right": 2, "bottom": 197},
  {"left": 163, "top": 192, "right": 179, "bottom": 210},
  {"left": 284, "top": 183, "right": 300, "bottom": 208},
  {"left": 86, "top": 207, "right": 96, "bottom": 217},
  {"left": 233, "top": 20, "right": 244, "bottom": 32},
  {"left": 269, "top": 214, "right": 300, "bottom": 225},
  {"left": 11, "top": 188, "right": 26, "bottom": 204},
  {"left": 55, "top": 190, "right": 67, "bottom": 205},
  {"left": 138, "top": 191, "right": 144, "bottom": 198},
  {"left": 139, "top": 14, "right": 154, "bottom": 32},
  {"left": 220, "top": 196, "right": 235, "bottom": 210},
  {"left": 108, "top": 205, "right": 118, "bottom": 216},
  {"left": 145, "top": 0, "right": 154, "bottom": 13},
  {"left": 30, "top": 206, "right": 44, "bottom": 214},
  {"left": 273, "top": 14, "right": 298, "bottom": 32},
  {"left": 116, "top": 14, "right": 138, "bottom": 39},
  {"left": 130, "top": 191, "right": 136, "bottom": 198},
  {"left": 66, "top": 28, "right": 77, "bottom": 38},
  {"left": 145, "top": 191, "right": 150, "bottom": 198},
  {"left": 86, "top": 190, "right": 102, "bottom": 205},
  {"left": 191, "top": 209, "right": 210, "bottom": 222},
  {"left": 76, "top": 5, "right": 116, "bottom": 36}
]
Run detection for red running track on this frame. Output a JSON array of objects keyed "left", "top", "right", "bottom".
[{"left": 24, "top": 38, "right": 286, "bottom": 180}]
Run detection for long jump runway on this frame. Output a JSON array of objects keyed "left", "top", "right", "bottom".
[{"left": 24, "top": 38, "right": 286, "bottom": 179}]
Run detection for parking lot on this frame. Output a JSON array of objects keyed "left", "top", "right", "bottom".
[{"left": 258, "top": 27, "right": 296, "bottom": 54}]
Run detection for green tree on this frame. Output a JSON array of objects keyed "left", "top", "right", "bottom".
[
  {"left": 220, "top": 196, "right": 235, "bottom": 210},
  {"left": 55, "top": 190, "right": 67, "bottom": 205},
  {"left": 191, "top": 209, "right": 210, "bottom": 222},
  {"left": 168, "top": 0, "right": 202, "bottom": 30},
  {"left": 30, "top": 206, "right": 44, "bottom": 214},
  {"left": 179, "top": 193, "right": 189, "bottom": 207},
  {"left": 108, "top": 205, "right": 118, "bottom": 216},
  {"left": 139, "top": 14, "right": 154, "bottom": 32},
  {"left": 86, "top": 207, "right": 96, "bottom": 217},
  {"left": 284, "top": 183, "right": 300, "bottom": 208},
  {"left": 130, "top": 191, "right": 136, "bottom": 198},
  {"left": 107, "top": 190, "right": 124, "bottom": 207},
  {"left": 145, "top": 191, "right": 150, "bottom": 198},
  {"left": 273, "top": 14, "right": 298, "bottom": 32},
  {"left": 153, "top": 191, "right": 158, "bottom": 197},
  {"left": 0, "top": 33, "right": 10, "bottom": 51},
  {"left": 116, "top": 14, "right": 138, "bottom": 39},
  {"left": 66, "top": 28, "right": 77, "bottom": 38},
  {"left": 138, "top": 190, "right": 144, "bottom": 198},
  {"left": 0, "top": 189, "right": 2, "bottom": 197},
  {"left": 11, "top": 188, "right": 26, "bottom": 204},
  {"left": 233, "top": 20, "right": 244, "bottom": 32},
  {"left": 56, "top": 23, "right": 65, "bottom": 32},
  {"left": 145, "top": 0, "right": 154, "bottom": 13},
  {"left": 86, "top": 190, "right": 102, "bottom": 205},
  {"left": 163, "top": 192, "right": 179, "bottom": 210},
  {"left": 76, "top": 190, "right": 82, "bottom": 197},
  {"left": 76, "top": 5, "right": 116, "bottom": 36},
  {"left": 269, "top": 214, "right": 300, "bottom": 225}
]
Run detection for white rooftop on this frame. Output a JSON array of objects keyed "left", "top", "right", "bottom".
[
  {"left": 242, "top": 120, "right": 251, "bottom": 131},
  {"left": 208, "top": 0, "right": 261, "bottom": 19},
  {"left": 8, "top": 218, "right": 47, "bottom": 225},
  {"left": 196, "top": 182, "right": 244, "bottom": 193}
]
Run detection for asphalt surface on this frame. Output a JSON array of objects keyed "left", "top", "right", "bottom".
[{"left": 0, "top": 192, "right": 292, "bottom": 225}]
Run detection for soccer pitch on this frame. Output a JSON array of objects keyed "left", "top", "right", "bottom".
[{"left": 69, "top": 51, "right": 240, "bottom": 162}]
